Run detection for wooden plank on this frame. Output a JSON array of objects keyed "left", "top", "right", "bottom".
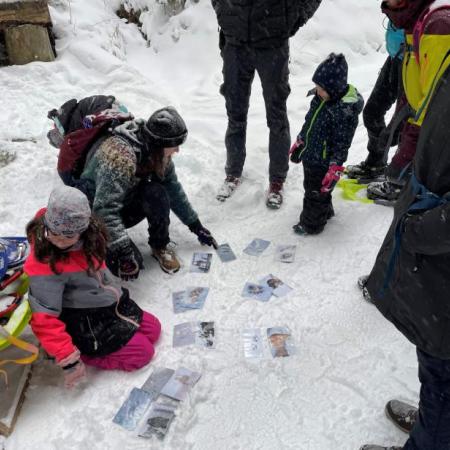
[
  {"left": 0, "top": 345, "right": 33, "bottom": 437},
  {"left": 0, "top": 1, "right": 51, "bottom": 31},
  {"left": 5, "top": 24, "right": 55, "bottom": 65}
]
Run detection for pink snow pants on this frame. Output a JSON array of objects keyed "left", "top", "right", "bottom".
[{"left": 81, "top": 311, "right": 161, "bottom": 371}]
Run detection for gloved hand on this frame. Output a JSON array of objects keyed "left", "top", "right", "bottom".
[
  {"left": 289, "top": 137, "right": 305, "bottom": 164},
  {"left": 320, "top": 164, "right": 345, "bottom": 193},
  {"left": 63, "top": 360, "right": 87, "bottom": 389},
  {"left": 118, "top": 252, "right": 140, "bottom": 281},
  {"left": 57, "top": 348, "right": 87, "bottom": 389},
  {"left": 189, "top": 219, "right": 218, "bottom": 249}
]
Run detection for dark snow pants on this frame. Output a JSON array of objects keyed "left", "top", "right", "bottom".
[
  {"left": 121, "top": 180, "right": 171, "bottom": 250},
  {"left": 220, "top": 41, "right": 291, "bottom": 182},
  {"left": 299, "top": 165, "right": 333, "bottom": 234},
  {"left": 363, "top": 55, "right": 403, "bottom": 166},
  {"left": 403, "top": 349, "right": 450, "bottom": 450}
]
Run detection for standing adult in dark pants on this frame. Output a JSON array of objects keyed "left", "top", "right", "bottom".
[
  {"left": 211, "top": 0, "right": 322, "bottom": 209},
  {"left": 347, "top": 20, "right": 405, "bottom": 181}
]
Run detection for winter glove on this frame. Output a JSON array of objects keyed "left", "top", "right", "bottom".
[
  {"left": 289, "top": 138, "right": 305, "bottom": 164},
  {"left": 188, "top": 219, "right": 218, "bottom": 249},
  {"left": 57, "top": 348, "right": 87, "bottom": 389},
  {"left": 320, "top": 164, "right": 345, "bottom": 193},
  {"left": 118, "top": 253, "right": 141, "bottom": 281}
]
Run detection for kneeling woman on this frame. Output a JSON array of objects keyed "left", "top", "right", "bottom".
[{"left": 24, "top": 185, "right": 161, "bottom": 388}]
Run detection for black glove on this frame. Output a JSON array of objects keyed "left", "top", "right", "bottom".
[
  {"left": 106, "top": 243, "right": 143, "bottom": 281},
  {"left": 189, "top": 219, "right": 218, "bottom": 249},
  {"left": 118, "top": 253, "right": 140, "bottom": 281}
]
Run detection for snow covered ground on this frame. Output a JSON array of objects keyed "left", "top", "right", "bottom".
[{"left": 1, "top": 0, "right": 419, "bottom": 448}]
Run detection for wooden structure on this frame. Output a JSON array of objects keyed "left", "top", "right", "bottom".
[{"left": 0, "top": 0, "right": 55, "bottom": 66}]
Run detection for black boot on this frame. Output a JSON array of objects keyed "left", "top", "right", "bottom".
[{"left": 385, "top": 399, "right": 418, "bottom": 434}]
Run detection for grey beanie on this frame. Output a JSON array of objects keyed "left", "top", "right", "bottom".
[{"left": 44, "top": 186, "right": 91, "bottom": 235}]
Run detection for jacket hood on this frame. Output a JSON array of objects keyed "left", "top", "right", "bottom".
[{"left": 381, "top": 0, "right": 434, "bottom": 31}]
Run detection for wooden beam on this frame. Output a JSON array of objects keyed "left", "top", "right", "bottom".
[{"left": 0, "top": 1, "right": 51, "bottom": 31}]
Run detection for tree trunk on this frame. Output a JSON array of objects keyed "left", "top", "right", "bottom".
[{"left": 4, "top": 24, "right": 55, "bottom": 65}]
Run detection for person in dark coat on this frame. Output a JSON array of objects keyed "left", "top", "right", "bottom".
[
  {"left": 361, "top": 65, "right": 450, "bottom": 450},
  {"left": 346, "top": 20, "right": 406, "bottom": 181},
  {"left": 211, "top": 0, "right": 322, "bottom": 209},
  {"left": 290, "top": 53, "right": 364, "bottom": 235}
]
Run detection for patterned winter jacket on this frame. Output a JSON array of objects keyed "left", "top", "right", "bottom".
[
  {"left": 295, "top": 85, "right": 364, "bottom": 169},
  {"left": 80, "top": 129, "right": 198, "bottom": 256},
  {"left": 384, "top": 0, "right": 450, "bottom": 169},
  {"left": 211, "top": 0, "right": 322, "bottom": 48},
  {"left": 24, "top": 211, "right": 142, "bottom": 361}
]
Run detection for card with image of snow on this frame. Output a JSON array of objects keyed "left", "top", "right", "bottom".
[
  {"left": 190, "top": 252, "right": 212, "bottom": 273},
  {"left": 137, "top": 399, "right": 177, "bottom": 439},
  {"left": 113, "top": 387, "right": 153, "bottom": 431},
  {"left": 173, "top": 322, "right": 196, "bottom": 347},
  {"left": 267, "top": 326, "right": 295, "bottom": 358},
  {"left": 241, "top": 281, "right": 272, "bottom": 302},
  {"left": 242, "top": 328, "right": 264, "bottom": 358},
  {"left": 141, "top": 367, "right": 175, "bottom": 397},
  {"left": 259, "top": 274, "right": 293, "bottom": 297},
  {"left": 216, "top": 243, "right": 237, "bottom": 262},
  {"left": 243, "top": 238, "right": 271, "bottom": 256},
  {"left": 195, "top": 321, "right": 215, "bottom": 348},
  {"left": 275, "top": 245, "right": 297, "bottom": 263},
  {"left": 160, "top": 367, "right": 201, "bottom": 401},
  {"left": 172, "top": 287, "right": 209, "bottom": 313}
]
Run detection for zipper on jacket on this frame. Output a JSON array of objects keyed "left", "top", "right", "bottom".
[
  {"left": 300, "top": 99, "right": 326, "bottom": 160},
  {"left": 322, "top": 141, "right": 327, "bottom": 159},
  {"left": 86, "top": 316, "right": 99, "bottom": 351}
]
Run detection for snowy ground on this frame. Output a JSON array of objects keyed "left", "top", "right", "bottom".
[{"left": 1, "top": 0, "right": 419, "bottom": 449}]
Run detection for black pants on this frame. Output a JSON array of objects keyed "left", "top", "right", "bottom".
[
  {"left": 403, "top": 349, "right": 450, "bottom": 449},
  {"left": 220, "top": 42, "right": 291, "bottom": 182},
  {"left": 299, "top": 166, "right": 333, "bottom": 234},
  {"left": 121, "top": 180, "right": 171, "bottom": 250},
  {"left": 363, "top": 55, "right": 403, "bottom": 166}
]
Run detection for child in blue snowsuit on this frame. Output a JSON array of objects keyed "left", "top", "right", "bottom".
[{"left": 290, "top": 53, "right": 364, "bottom": 235}]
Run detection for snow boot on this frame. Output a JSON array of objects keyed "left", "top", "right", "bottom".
[
  {"left": 385, "top": 399, "right": 418, "bottom": 434},
  {"left": 293, "top": 222, "right": 308, "bottom": 235},
  {"left": 358, "top": 275, "right": 369, "bottom": 290},
  {"left": 327, "top": 204, "right": 335, "bottom": 220},
  {"left": 152, "top": 244, "right": 180, "bottom": 274},
  {"left": 367, "top": 181, "right": 402, "bottom": 203},
  {"left": 360, "top": 446, "right": 402, "bottom": 450},
  {"left": 346, "top": 160, "right": 386, "bottom": 181},
  {"left": 266, "top": 181, "right": 284, "bottom": 209},
  {"left": 216, "top": 175, "right": 241, "bottom": 202}
]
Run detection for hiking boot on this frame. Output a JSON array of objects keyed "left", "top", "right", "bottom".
[
  {"left": 367, "top": 181, "right": 402, "bottom": 202},
  {"left": 216, "top": 175, "right": 241, "bottom": 202},
  {"left": 266, "top": 181, "right": 284, "bottom": 209},
  {"left": 151, "top": 244, "right": 180, "bottom": 274},
  {"left": 346, "top": 160, "right": 386, "bottom": 181},
  {"left": 360, "top": 446, "right": 402, "bottom": 450},
  {"left": 293, "top": 222, "right": 308, "bottom": 235},
  {"left": 385, "top": 399, "right": 418, "bottom": 434}
]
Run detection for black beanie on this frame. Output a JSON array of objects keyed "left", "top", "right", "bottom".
[
  {"left": 143, "top": 106, "right": 188, "bottom": 148},
  {"left": 312, "top": 53, "right": 348, "bottom": 100}
]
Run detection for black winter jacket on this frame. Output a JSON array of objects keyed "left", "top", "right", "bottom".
[
  {"left": 211, "top": 0, "right": 322, "bottom": 48},
  {"left": 366, "top": 66, "right": 450, "bottom": 359},
  {"left": 296, "top": 85, "right": 364, "bottom": 169}
]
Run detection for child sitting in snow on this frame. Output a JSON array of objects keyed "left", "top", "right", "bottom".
[
  {"left": 290, "top": 53, "right": 364, "bottom": 235},
  {"left": 24, "top": 186, "right": 161, "bottom": 388}
]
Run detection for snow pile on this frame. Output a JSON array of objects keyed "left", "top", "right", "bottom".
[{"left": 1, "top": 1, "right": 418, "bottom": 449}]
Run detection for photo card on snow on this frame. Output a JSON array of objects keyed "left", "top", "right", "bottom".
[
  {"left": 190, "top": 252, "right": 213, "bottom": 273},
  {"left": 243, "top": 238, "right": 271, "bottom": 256}
]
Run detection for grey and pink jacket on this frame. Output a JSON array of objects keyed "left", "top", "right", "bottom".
[{"left": 24, "top": 210, "right": 142, "bottom": 362}]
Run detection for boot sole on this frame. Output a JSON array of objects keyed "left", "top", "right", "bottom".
[
  {"left": 152, "top": 255, "right": 180, "bottom": 274},
  {"left": 266, "top": 202, "right": 282, "bottom": 210}
]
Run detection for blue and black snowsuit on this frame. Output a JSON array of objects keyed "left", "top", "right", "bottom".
[{"left": 296, "top": 54, "right": 364, "bottom": 233}]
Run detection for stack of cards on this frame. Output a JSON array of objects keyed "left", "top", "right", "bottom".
[
  {"left": 114, "top": 366, "right": 201, "bottom": 440},
  {"left": 243, "top": 238, "right": 271, "bottom": 256},
  {"left": 172, "top": 287, "right": 209, "bottom": 313},
  {"left": 173, "top": 321, "right": 215, "bottom": 348},
  {"left": 190, "top": 252, "right": 213, "bottom": 273},
  {"left": 242, "top": 326, "right": 295, "bottom": 359}
]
